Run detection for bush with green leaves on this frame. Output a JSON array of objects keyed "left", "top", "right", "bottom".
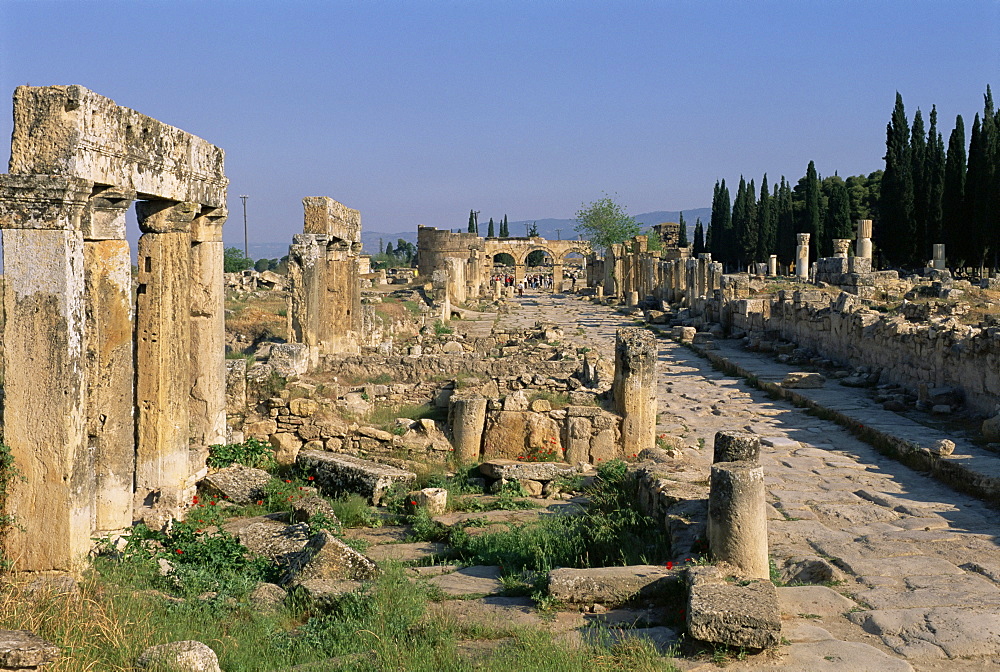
[{"left": 207, "top": 437, "right": 275, "bottom": 470}]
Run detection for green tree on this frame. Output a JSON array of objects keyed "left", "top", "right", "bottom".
[
  {"left": 965, "top": 113, "right": 989, "bottom": 268},
  {"left": 943, "top": 115, "right": 967, "bottom": 265},
  {"left": 677, "top": 212, "right": 689, "bottom": 247},
  {"left": 924, "top": 106, "right": 946, "bottom": 259},
  {"left": 385, "top": 241, "right": 394, "bottom": 256},
  {"left": 734, "top": 176, "right": 758, "bottom": 266},
  {"left": 500, "top": 214, "right": 509, "bottom": 238},
  {"left": 223, "top": 247, "right": 253, "bottom": 273},
  {"left": 803, "top": 161, "right": 822, "bottom": 259},
  {"left": 709, "top": 180, "right": 732, "bottom": 266},
  {"left": 573, "top": 194, "right": 640, "bottom": 251},
  {"left": 824, "top": 176, "right": 853, "bottom": 243},
  {"left": 487, "top": 217, "right": 495, "bottom": 237},
  {"left": 468, "top": 210, "right": 476, "bottom": 234},
  {"left": 910, "top": 109, "right": 928, "bottom": 263},
  {"left": 756, "top": 175, "right": 775, "bottom": 261},
  {"left": 878, "top": 92, "right": 915, "bottom": 266},
  {"left": 776, "top": 177, "right": 795, "bottom": 266},
  {"left": 253, "top": 258, "right": 270, "bottom": 273},
  {"left": 692, "top": 218, "right": 705, "bottom": 256}
]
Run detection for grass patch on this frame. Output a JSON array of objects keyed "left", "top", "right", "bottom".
[
  {"left": 367, "top": 402, "right": 445, "bottom": 432},
  {"left": 207, "top": 437, "right": 275, "bottom": 470}
]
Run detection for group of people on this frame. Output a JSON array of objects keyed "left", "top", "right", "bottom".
[{"left": 489, "top": 270, "right": 583, "bottom": 296}]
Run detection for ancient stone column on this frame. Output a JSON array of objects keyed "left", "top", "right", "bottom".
[
  {"left": 492, "top": 279, "right": 502, "bottom": 299},
  {"left": 613, "top": 328, "right": 658, "bottom": 454},
  {"left": 0, "top": 176, "right": 95, "bottom": 572},
  {"left": 795, "top": 233, "right": 811, "bottom": 280},
  {"left": 627, "top": 290, "right": 639, "bottom": 307},
  {"left": 552, "top": 263, "right": 564, "bottom": 293},
  {"left": 83, "top": 188, "right": 136, "bottom": 533},
  {"left": 135, "top": 200, "right": 199, "bottom": 515},
  {"left": 832, "top": 239, "right": 851, "bottom": 258},
  {"left": 287, "top": 233, "right": 327, "bottom": 367},
  {"left": 595, "top": 284, "right": 604, "bottom": 299},
  {"left": 514, "top": 262, "right": 526, "bottom": 285},
  {"left": 933, "top": 244, "right": 946, "bottom": 270},
  {"left": 768, "top": 254, "right": 778, "bottom": 276},
  {"left": 449, "top": 395, "right": 488, "bottom": 463},
  {"left": 189, "top": 207, "right": 228, "bottom": 449},
  {"left": 708, "top": 461, "right": 768, "bottom": 579},
  {"left": 856, "top": 219, "right": 873, "bottom": 259},
  {"left": 713, "top": 431, "right": 760, "bottom": 463}
]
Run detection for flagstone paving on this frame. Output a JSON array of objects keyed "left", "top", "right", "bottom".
[{"left": 459, "top": 290, "right": 1000, "bottom": 671}]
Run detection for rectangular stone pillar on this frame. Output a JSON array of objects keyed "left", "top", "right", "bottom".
[
  {"left": 0, "top": 175, "right": 94, "bottom": 572},
  {"left": 612, "top": 327, "right": 657, "bottom": 454},
  {"left": 83, "top": 188, "right": 136, "bottom": 533},
  {"left": 551, "top": 263, "right": 564, "bottom": 293},
  {"left": 190, "top": 208, "right": 227, "bottom": 448},
  {"left": 135, "top": 201, "right": 198, "bottom": 513},
  {"left": 768, "top": 254, "right": 777, "bottom": 276},
  {"left": 287, "top": 233, "right": 328, "bottom": 365}
]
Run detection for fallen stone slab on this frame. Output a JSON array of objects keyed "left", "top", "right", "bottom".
[
  {"left": 425, "top": 565, "right": 504, "bottom": 596},
  {"left": 290, "top": 495, "right": 341, "bottom": 527},
  {"left": 297, "top": 451, "right": 415, "bottom": 505},
  {"left": 548, "top": 566, "right": 681, "bottom": 605},
  {"left": 236, "top": 520, "right": 312, "bottom": 565},
  {"left": 199, "top": 465, "right": 272, "bottom": 505},
  {"left": 479, "top": 459, "right": 576, "bottom": 482},
  {"left": 283, "top": 531, "right": 378, "bottom": 585},
  {"left": 777, "top": 585, "right": 857, "bottom": 618},
  {"left": 687, "top": 569, "right": 781, "bottom": 649},
  {"left": 294, "top": 579, "right": 363, "bottom": 607},
  {"left": 365, "top": 542, "right": 447, "bottom": 563},
  {"left": 736, "top": 639, "right": 915, "bottom": 671},
  {"left": 0, "top": 630, "right": 60, "bottom": 669}
]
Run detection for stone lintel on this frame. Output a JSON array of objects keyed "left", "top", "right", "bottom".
[
  {"left": 136, "top": 200, "right": 198, "bottom": 234},
  {"left": 9, "top": 85, "right": 227, "bottom": 207},
  {"left": 302, "top": 196, "right": 361, "bottom": 243},
  {"left": 0, "top": 175, "right": 94, "bottom": 230}
]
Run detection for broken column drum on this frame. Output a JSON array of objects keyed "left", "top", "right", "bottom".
[
  {"left": 795, "top": 233, "right": 811, "bottom": 280},
  {"left": 856, "top": 219, "right": 873, "bottom": 259},
  {"left": 832, "top": 239, "right": 851, "bottom": 258},
  {"left": 612, "top": 327, "right": 658, "bottom": 454},
  {"left": 767, "top": 254, "right": 777, "bottom": 276},
  {"left": 449, "top": 394, "right": 488, "bottom": 463},
  {"left": 707, "top": 461, "right": 769, "bottom": 579},
  {"left": 933, "top": 244, "right": 946, "bottom": 270},
  {"left": 0, "top": 85, "right": 228, "bottom": 572},
  {"left": 713, "top": 431, "right": 761, "bottom": 464}
]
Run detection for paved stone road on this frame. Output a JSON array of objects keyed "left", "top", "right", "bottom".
[{"left": 489, "top": 290, "right": 1000, "bottom": 672}]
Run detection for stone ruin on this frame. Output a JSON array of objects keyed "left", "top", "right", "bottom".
[
  {"left": 0, "top": 85, "right": 229, "bottom": 572},
  {"left": 285, "top": 196, "right": 364, "bottom": 366}
]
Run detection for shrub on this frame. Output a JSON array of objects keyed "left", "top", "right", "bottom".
[{"left": 207, "top": 438, "right": 275, "bottom": 470}]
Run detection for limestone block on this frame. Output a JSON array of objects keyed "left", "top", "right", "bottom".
[
  {"left": 502, "top": 389, "right": 530, "bottom": 411},
  {"left": 482, "top": 411, "right": 529, "bottom": 459},
  {"left": 136, "top": 641, "right": 221, "bottom": 672},
  {"left": 613, "top": 328, "right": 658, "bottom": 455},
  {"left": 249, "top": 583, "right": 287, "bottom": 610},
  {"left": 687, "top": 577, "right": 781, "bottom": 649},
  {"left": 200, "top": 465, "right": 272, "bottom": 505},
  {"left": 930, "top": 439, "right": 956, "bottom": 456},
  {"left": 291, "top": 495, "right": 341, "bottom": 526},
  {"left": 269, "top": 432, "right": 302, "bottom": 467},
  {"left": 548, "top": 566, "right": 680, "bottom": 604},
  {"left": 237, "top": 521, "right": 312, "bottom": 564},
  {"left": 407, "top": 487, "right": 448, "bottom": 515},
  {"left": 10, "top": 86, "right": 227, "bottom": 207},
  {"left": 245, "top": 419, "right": 277, "bottom": 439},
  {"left": 518, "top": 479, "right": 544, "bottom": 497},
  {"left": 781, "top": 372, "right": 825, "bottom": 388},
  {"left": 269, "top": 343, "right": 310, "bottom": 377},
  {"left": 283, "top": 531, "right": 378, "bottom": 584},
  {"left": 297, "top": 451, "right": 415, "bottom": 505},
  {"left": 449, "top": 395, "right": 488, "bottom": 463},
  {"left": 302, "top": 196, "right": 361, "bottom": 243},
  {"left": 530, "top": 398, "right": 552, "bottom": 412},
  {"left": 590, "top": 425, "right": 621, "bottom": 463},
  {"left": 565, "top": 416, "right": 592, "bottom": 465},
  {"left": 713, "top": 431, "right": 760, "bottom": 464},
  {"left": 441, "top": 340, "right": 465, "bottom": 354},
  {"left": 0, "top": 629, "right": 61, "bottom": 668},
  {"left": 479, "top": 459, "right": 575, "bottom": 482},
  {"left": 289, "top": 398, "right": 319, "bottom": 417},
  {"left": 526, "top": 413, "right": 563, "bottom": 455}
]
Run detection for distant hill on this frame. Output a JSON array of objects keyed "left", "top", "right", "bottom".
[{"left": 249, "top": 208, "right": 711, "bottom": 257}]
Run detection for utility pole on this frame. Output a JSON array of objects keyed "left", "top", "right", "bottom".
[
  {"left": 239, "top": 194, "right": 249, "bottom": 259},
  {"left": 555, "top": 228, "right": 561, "bottom": 240},
  {"left": 473, "top": 210, "right": 480, "bottom": 234}
]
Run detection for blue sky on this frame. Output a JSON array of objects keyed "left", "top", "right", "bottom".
[{"left": 1, "top": 0, "right": 998, "bottom": 248}]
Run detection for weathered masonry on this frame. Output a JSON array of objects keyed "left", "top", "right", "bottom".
[
  {"left": 286, "top": 197, "right": 364, "bottom": 365},
  {"left": 0, "top": 85, "right": 228, "bottom": 572}
]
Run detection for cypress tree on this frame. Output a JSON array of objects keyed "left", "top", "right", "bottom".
[
  {"left": 776, "top": 177, "right": 795, "bottom": 267},
  {"left": 910, "top": 109, "right": 928, "bottom": 264},
  {"left": 878, "top": 92, "right": 914, "bottom": 267},
  {"left": 717, "top": 180, "right": 733, "bottom": 267},
  {"left": 487, "top": 217, "right": 495, "bottom": 237},
  {"left": 709, "top": 181, "right": 722, "bottom": 259},
  {"left": 924, "top": 106, "right": 946, "bottom": 260},
  {"left": 693, "top": 218, "right": 704, "bottom": 255},
  {"left": 705, "top": 221, "right": 713, "bottom": 254},
  {"left": 965, "top": 114, "right": 988, "bottom": 268},
  {"left": 500, "top": 214, "right": 509, "bottom": 237},
  {"left": 678, "top": 212, "right": 689, "bottom": 247},
  {"left": 732, "top": 177, "right": 749, "bottom": 266},
  {"left": 942, "top": 115, "right": 966, "bottom": 266},
  {"left": 468, "top": 210, "right": 477, "bottom": 234},
  {"left": 756, "top": 175, "right": 775, "bottom": 262},
  {"left": 803, "top": 161, "right": 821, "bottom": 261},
  {"left": 824, "top": 178, "right": 853, "bottom": 243}
]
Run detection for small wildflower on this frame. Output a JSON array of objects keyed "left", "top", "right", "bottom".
[
  {"left": 285, "top": 479, "right": 291, "bottom": 483},
  {"left": 192, "top": 495, "right": 199, "bottom": 505},
  {"left": 410, "top": 500, "right": 417, "bottom": 506},
  {"left": 175, "top": 549, "right": 183, "bottom": 554},
  {"left": 666, "top": 561, "right": 674, "bottom": 570},
  {"left": 209, "top": 501, "right": 216, "bottom": 506},
  {"left": 307, "top": 476, "right": 315, "bottom": 481}
]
